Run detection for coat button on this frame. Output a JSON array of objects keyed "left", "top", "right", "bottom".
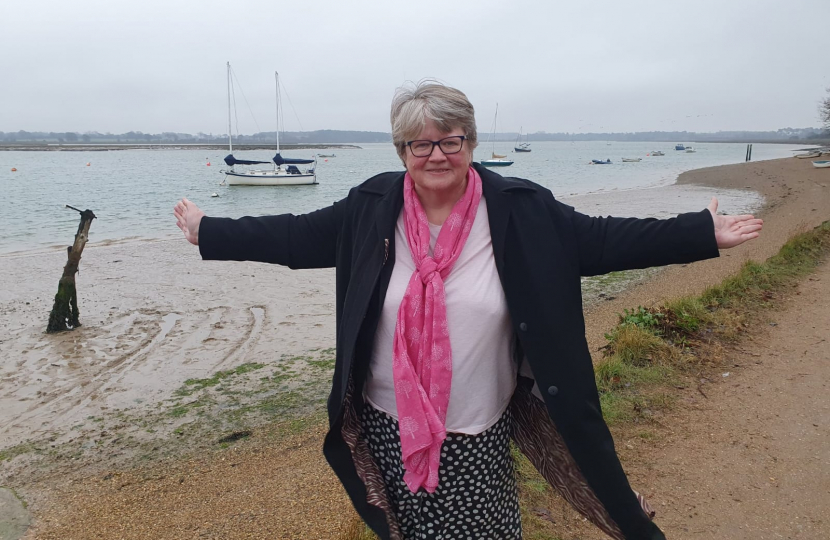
[
  {"left": 547, "top": 385, "right": 559, "bottom": 396},
  {"left": 519, "top": 322, "right": 528, "bottom": 331}
]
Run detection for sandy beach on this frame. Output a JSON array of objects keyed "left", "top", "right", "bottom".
[{"left": 1, "top": 156, "right": 829, "bottom": 539}]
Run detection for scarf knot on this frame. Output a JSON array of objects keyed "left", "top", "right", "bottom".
[
  {"left": 392, "top": 166, "right": 483, "bottom": 494},
  {"left": 418, "top": 257, "right": 439, "bottom": 284}
]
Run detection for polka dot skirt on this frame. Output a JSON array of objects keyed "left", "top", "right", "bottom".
[{"left": 361, "top": 404, "right": 522, "bottom": 540}]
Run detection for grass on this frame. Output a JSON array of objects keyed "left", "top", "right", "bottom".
[
  {"left": 0, "top": 442, "right": 38, "bottom": 463},
  {"left": 593, "top": 221, "right": 830, "bottom": 423},
  {"left": 174, "top": 362, "right": 265, "bottom": 396}
]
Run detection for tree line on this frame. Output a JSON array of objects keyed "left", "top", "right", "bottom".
[{"left": 1, "top": 126, "right": 827, "bottom": 145}]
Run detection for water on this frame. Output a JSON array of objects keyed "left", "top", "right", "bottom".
[{"left": 0, "top": 141, "right": 803, "bottom": 254}]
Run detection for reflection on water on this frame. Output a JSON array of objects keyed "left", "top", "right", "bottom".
[{"left": 0, "top": 141, "right": 800, "bottom": 254}]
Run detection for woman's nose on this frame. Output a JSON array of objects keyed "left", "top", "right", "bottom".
[{"left": 428, "top": 144, "right": 447, "bottom": 160}]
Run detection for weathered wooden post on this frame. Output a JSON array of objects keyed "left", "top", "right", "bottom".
[{"left": 46, "top": 205, "right": 96, "bottom": 333}]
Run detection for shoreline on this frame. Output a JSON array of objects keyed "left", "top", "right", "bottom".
[{"left": 2, "top": 140, "right": 827, "bottom": 152}]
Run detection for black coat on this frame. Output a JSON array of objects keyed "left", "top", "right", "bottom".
[{"left": 199, "top": 163, "right": 719, "bottom": 540}]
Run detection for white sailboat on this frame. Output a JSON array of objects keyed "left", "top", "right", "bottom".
[
  {"left": 480, "top": 104, "right": 514, "bottom": 167},
  {"left": 221, "top": 63, "right": 317, "bottom": 186}
]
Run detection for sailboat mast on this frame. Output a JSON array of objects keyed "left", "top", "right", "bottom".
[
  {"left": 227, "top": 62, "right": 233, "bottom": 153},
  {"left": 493, "top": 103, "right": 498, "bottom": 155},
  {"left": 275, "top": 71, "right": 280, "bottom": 155}
]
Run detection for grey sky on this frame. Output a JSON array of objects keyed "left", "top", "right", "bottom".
[{"left": 3, "top": 0, "right": 829, "bottom": 135}]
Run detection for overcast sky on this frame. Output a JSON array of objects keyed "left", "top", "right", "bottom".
[{"left": 3, "top": 0, "right": 828, "bottom": 135}]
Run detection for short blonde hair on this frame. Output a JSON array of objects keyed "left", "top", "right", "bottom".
[{"left": 390, "top": 80, "right": 478, "bottom": 164}]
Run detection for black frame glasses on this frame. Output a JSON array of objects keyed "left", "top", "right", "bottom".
[{"left": 406, "top": 135, "right": 466, "bottom": 157}]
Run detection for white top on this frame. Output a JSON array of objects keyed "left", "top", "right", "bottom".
[{"left": 365, "top": 197, "right": 517, "bottom": 435}]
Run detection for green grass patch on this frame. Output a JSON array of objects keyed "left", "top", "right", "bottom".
[
  {"left": 0, "top": 442, "right": 38, "bottom": 462},
  {"left": 175, "top": 362, "right": 265, "bottom": 397},
  {"left": 511, "top": 444, "right": 566, "bottom": 540},
  {"left": 596, "top": 220, "right": 830, "bottom": 424}
]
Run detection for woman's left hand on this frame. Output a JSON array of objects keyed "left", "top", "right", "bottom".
[{"left": 708, "top": 197, "right": 763, "bottom": 249}]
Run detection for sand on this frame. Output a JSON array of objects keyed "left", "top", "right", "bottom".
[{"left": 1, "top": 156, "right": 829, "bottom": 538}]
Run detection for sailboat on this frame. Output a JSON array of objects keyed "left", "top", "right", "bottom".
[
  {"left": 514, "top": 127, "right": 531, "bottom": 152},
  {"left": 221, "top": 63, "right": 317, "bottom": 186},
  {"left": 480, "top": 104, "right": 514, "bottom": 167}
]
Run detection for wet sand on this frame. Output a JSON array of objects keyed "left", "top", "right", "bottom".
[
  {"left": 0, "top": 239, "right": 337, "bottom": 449},
  {"left": 1, "top": 156, "right": 829, "bottom": 538}
]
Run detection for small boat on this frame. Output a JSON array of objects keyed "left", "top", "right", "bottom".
[
  {"left": 685, "top": 147, "right": 696, "bottom": 153},
  {"left": 481, "top": 153, "right": 515, "bottom": 167},
  {"left": 220, "top": 63, "right": 317, "bottom": 186},
  {"left": 812, "top": 160, "right": 830, "bottom": 169},
  {"left": 482, "top": 158, "right": 515, "bottom": 167},
  {"left": 514, "top": 127, "right": 531, "bottom": 152},
  {"left": 649, "top": 151, "right": 665, "bottom": 156},
  {"left": 317, "top": 154, "right": 336, "bottom": 158},
  {"left": 591, "top": 159, "right": 612, "bottom": 165},
  {"left": 621, "top": 157, "right": 642, "bottom": 162},
  {"left": 481, "top": 104, "right": 514, "bottom": 167},
  {"left": 675, "top": 144, "right": 686, "bottom": 151},
  {"left": 795, "top": 152, "right": 822, "bottom": 159}
]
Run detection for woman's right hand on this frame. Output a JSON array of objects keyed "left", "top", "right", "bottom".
[{"left": 174, "top": 197, "right": 205, "bottom": 246}]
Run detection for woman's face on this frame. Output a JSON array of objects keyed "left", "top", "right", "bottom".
[{"left": 403, "top": 119, "right": 472, "bottom": 200}]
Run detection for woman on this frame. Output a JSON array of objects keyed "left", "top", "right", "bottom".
[{"left": 174, "top": 81, "right": 762, "bottom": 540}]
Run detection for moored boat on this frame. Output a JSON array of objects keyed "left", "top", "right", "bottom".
[
  {"left": 514, "top": 127, "right": 531, "bottom": 152},
  {"left": 812, "top": 160, "right": 830, "bottom": 169},
  {"left": 220, "top": 63, "right": 317, "bottom": 186},
  {"left": 675, "top": 144, "right": 686, "bottom": 151},
  {"left": 795, "top": 152, "right": 822, "bottom": 159},
  {"left": 590, "top": 159, "right": 612, "bottom": 165},
  {"left": 621, "top": 157, "right": 642, "bottom": 162},
  {"left": 648, "top": 150, "right": 665, "bottom": 156},
  {"left": 481, "top": 155, "right": 515, "bottom": 167},
  {"left": 481, "top": 104, "right": 513, "bottom": 167}
]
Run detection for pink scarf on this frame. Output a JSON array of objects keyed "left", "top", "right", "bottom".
[{"left": 393, "top": 166, "right": 483, "bottom": 493}]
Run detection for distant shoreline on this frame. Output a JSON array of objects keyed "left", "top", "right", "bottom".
[
  {"left": 0, "top": 143, "right": 363, "bottom": 152},
  {"left": 2, "top": 140, "right": 827, "bottom": 152}
]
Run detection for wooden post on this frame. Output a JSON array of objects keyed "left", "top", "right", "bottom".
[{"left": 46, "top": 206, "right": 96, "bottom": 333}]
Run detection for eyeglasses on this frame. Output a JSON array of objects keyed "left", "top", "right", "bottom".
[{"left": 406, "top": 135, "right": 466, "bottom": 157}]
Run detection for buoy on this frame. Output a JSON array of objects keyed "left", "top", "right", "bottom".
[
  {"left": 86, "top": 162, "right": 91, "bottom": 166},
  {"left": 11, "top": 168, "right": 17, "bottom": 172},
  {"left": 324, "top": 159, "right": 328, "bottom": 162},
  {"left": 206, "top": 162, "right": 211, "bottom": 166},
  {"left": 211, "top": 192, "right": 219, "bottom": 198}
]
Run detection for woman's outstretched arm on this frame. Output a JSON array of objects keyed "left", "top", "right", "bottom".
[{"left": 173, "top": 197, "right": 344, "bottom": 269}]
